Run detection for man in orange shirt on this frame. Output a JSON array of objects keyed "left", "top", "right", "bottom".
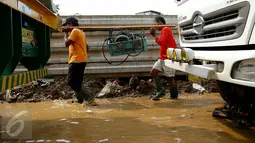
[{"left": 62, "top": 17, "right": 97, "bottom": 106}]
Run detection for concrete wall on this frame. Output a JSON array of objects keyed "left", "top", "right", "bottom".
[
  {"left": 61, "top": 15, "right": 177, "bottom": 26},
  {"left": 17, "top": 15, "right": 181, "bottom": 77}
]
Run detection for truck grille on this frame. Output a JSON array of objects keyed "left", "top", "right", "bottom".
[
  {"left": 180, "top": 2, "right": 250, "bottom": 43},
  {"left": 184, "top": 26, "right": 236, "bottom": 40}
]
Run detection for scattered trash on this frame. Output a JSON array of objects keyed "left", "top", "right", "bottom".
[
  {"left": 180, "top": 114, "right": 186, "bottom": 118},
  {"left": 37, "top": 81, "right": 50, "bottom": 87},
  {"left": 4, "top": 89, "right": 11, "bottom": 100},
  {"left": 58, "top": 118, "right": 68, "bottom": 121},
  {"left": 114, "top": 80, "right": 120, "bottom": 85},
  {"left": 98, "top": 138, "right": 109, "bottom": 143},
  {"left": 0, "top": 76, "right": 219, "bottom": 103},
  {"left": 4, "top": 89, "right": 18, "bottom": 102},
  {"left": 192, "top": 83, "right": 206, "bottom": 94},
  {"left": 175, "top": 138, "right": 181, "bottom": 143},
  {"left": 114, "top": 78, "right": 129, "bottom": 86},
  {"left": 129, "top": 76, "right": 140, "bottom": 90},
  {"left": 180, "top": 114, "right": 193, "bottom": 119},
  {"left": 201, "top": 79, "right": 219, "bottom": 93},
  {"left": 97, "top": 81, "right": 117, "bottom": 98},
  {"left": 37, "top": 78, "right": 54, "bottom": 87},
  {"left": 151, "top": 117, "right": 171, "bottom": 121},
  {"left": 71, "top": 122, "right": 79, "bottom": 124},
  {"left": 171, "top": 130, "right": 178, "bottom": 133},
  {"left": 86, "top": 110, "right": 93, "bottom": 115},
  {"left": 36, "top": 140, "right": 45, "bottom": 142},
  {"left": 38, "top": 78, "right": 55, "bottom": 83},
  {"left": 56, "top": 139, "right": 70, "bottom": 143},
  {"left": 26, "top": 140, "right": 35, "bottom": 143}
]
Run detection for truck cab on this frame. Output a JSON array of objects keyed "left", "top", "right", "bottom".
[{"left": 168, "top": 0, "right": 255, "bottom": 126}]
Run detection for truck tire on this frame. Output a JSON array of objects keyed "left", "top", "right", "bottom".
[
  {"left": 215, "top": 81, "right": 255, "bottom": 127},
  {"left": 216, "top": 80, "right": 238, "bottom": 106},
  {"left": 216, "top": 80, "right": 255, "bottom": 105}
]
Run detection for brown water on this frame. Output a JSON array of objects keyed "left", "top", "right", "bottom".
[{"left": 1, "top": 93, "right": 255, "bottom": 143}]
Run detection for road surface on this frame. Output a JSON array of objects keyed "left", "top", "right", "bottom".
[{"left": 1, "top": 93, "right": 255, "bottom": 143}]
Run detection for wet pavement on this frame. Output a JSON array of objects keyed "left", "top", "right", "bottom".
[{"left": 1, "top": 93, "right": 255, "bottom": 143}]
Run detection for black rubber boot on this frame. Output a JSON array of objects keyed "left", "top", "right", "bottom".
[
  {"left": 75, "top": 91, "right": 84, "bottom": 104},
  {"left": 80, "top": 85, "right": 94, "bottom": 102},
  {"left": 152, "top": 77, "right": 165, "bottom": 100},
  {"left": 80, "top": 85, "right": 98, "bottom": 106},
  {"left": 170, "top": 84, "right": 178, "bottom": 99}
]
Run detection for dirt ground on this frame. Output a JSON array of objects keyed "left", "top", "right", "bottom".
[{"left": 0, "top": 76, "right": 219, "bottom": 103}]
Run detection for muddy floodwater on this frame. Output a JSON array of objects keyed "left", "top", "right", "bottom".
[{"left": 1, "top": 93, "right": 255, "bottom": 143}]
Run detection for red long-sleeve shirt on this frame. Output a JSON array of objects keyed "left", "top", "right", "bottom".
[{"left": 155, "top": 27, "right": 177, "bottom": 60}]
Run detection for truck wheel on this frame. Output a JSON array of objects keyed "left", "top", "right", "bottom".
[
  {"left": 216, "top": 80, "right": 238, "bottom": 106},
  {"left": 215, "top": 80, "right": 255, "bottom": 127},
  {"left": 216, "top": 80, "right": 255, "bottom": 105}
]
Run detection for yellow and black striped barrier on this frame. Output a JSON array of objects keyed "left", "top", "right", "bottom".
[{"left": 0, "top": 68, "right": 48, "bottom": 92}]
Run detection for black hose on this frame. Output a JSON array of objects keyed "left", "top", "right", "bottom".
[
  {"left": 128, "top": 37, "right": 144, "bottom": 57},
  {"left": 129, "top": 32, "right": 145, "bottom": 57},
  {"left": 102, "top": 30, "right": 146, "bottom": 65},
  {"left": 102, "top": 39, "right": 130, "bottom": 66},
  {"left": 122, "top": 30, "right": 144, "bottom": 57}
]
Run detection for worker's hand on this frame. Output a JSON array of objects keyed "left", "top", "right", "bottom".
[
  {"left": 150, "top": 27, "right": 156, "bottom": 37},
  {"left": 64, "top": 32, "right": 69, "bottom": 41},
  {"left": 62, "top": 27, "right": 68, "bottom": 32},
  {"left": 62, "top": 25, "right": 71, "bottom": 32}
]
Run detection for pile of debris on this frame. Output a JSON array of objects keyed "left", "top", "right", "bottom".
[{"left": 0, "top": 76, "right": 219, "bottom": 103}]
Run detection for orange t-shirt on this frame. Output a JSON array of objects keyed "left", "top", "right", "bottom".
[{"left": 68, "top": 28, "right": 88, "bottom": 64}]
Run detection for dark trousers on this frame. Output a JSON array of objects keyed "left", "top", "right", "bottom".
[{"left": 67, "top": 62, "right": 86, "bottom": 92}]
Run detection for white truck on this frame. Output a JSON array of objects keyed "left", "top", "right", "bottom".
[{"left": 167, "top": 0, "right": 255, "bottom": 126}]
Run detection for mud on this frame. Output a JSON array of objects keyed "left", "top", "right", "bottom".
[
  {"left": 0, "top": 76, "right": 218, "bottom": 103},
  {"left": 1, "top": 94, "right": 255, "bottom": 143}
]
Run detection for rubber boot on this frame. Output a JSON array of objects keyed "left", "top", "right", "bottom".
[
  {"left": 152, "top": 77, "right": 165, "bottom": 100},
  {"left": 80, "top": 85, "right": 98, "bottom": 106},
  {"left": 170, "top": 83, "right": 178, "bottom": 99},
  {"left": 75, "top": 91, "right": 84, "bottom": 104}
]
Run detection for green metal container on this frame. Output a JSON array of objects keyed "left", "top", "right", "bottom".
[
  {"left": 22, "top": 27, "right": 39, "bottom": 57},
  {"left": 107, "top": 38, "right": 147, "bottom": 56},
  {"left": 0, "top": 2, "right": 51, "bottom": 76}
]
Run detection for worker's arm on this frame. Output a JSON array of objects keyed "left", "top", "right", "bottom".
[
  {"left": 64, "top": 33, "right": 74, "bottom": 47},
  {"left": 153, "top": 28, "right": 169, "bottom": 46},
  {"left": 64, "top": 29, "right": 78, "bottom": 47}
]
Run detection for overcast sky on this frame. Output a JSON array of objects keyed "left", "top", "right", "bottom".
[{"left": 53, "top": 0, "right": 179, "bottom": 15}]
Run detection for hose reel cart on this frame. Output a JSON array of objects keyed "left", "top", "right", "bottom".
[{"left": 102, "top": 29, "right": 148, "bottom": 65}]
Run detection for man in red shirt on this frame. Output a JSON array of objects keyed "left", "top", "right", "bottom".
[{"left": 149, "top": 16, "right": 178, "bottom": 100}]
